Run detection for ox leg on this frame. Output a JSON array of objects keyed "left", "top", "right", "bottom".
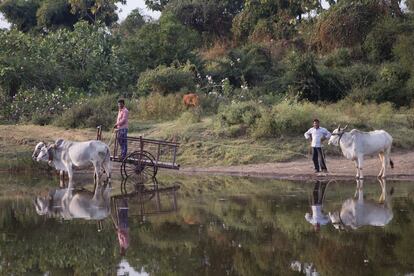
[
  {"left": 378, "top": 153, "right": 384, "bottom": 178},
  {"left": 382, "top": 148, "right": 391, "bottom": 179},
  {"left": 63, "top": 165, "right": 74, "bottom": 203},
  {"left": 93, "top": 161, "right": 101, "bottom": 188},
  {"left": 103, "top": 161, "right": 112, "bottom": 188},
  {"left": 354, "top": 160, "right": 359, "bottom": 178},
  {"left": 59, "top": 171, "right": 65, "bottom": 188},
  {"left": 354, "top": 179, "right": 364, "bottom": 198},
  {"left": 357, "top": 156, "right": 364, "bottom": 179},
  {"left": 378, "top": 178, "right": 386, "bottom": 202}
]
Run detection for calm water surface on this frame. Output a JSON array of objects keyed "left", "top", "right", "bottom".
[{"left": 1, "top": 173, "right": 414, "bottom": 276}]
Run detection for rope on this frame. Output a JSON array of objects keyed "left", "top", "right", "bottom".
[{"left": 106, "top": 129, "right": 116, "bottom": 147}]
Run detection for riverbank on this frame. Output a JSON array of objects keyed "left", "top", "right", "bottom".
[
  {"left": 180, "top": 151, "right": 414, "bottom": 181},
  {"left": 1, "top": 124, "right": 413, "bottom": 180}
]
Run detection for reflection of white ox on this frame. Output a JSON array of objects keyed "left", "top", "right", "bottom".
[
  {"left": 328, "top": 126, "right": 393, "bottom": 179},
  {"left": 33, "top": 139, "right": 111, "bottom": 190},
  {"left": 34, "top": 185, "right": 111, "bottom": 220},
  {"left": 329, "top": 179, "right": 393, "bottom": 230}
]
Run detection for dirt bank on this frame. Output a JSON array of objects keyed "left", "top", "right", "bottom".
[
  {"left": 1, "top": 124, "right": 413, "bottom": 181},
  {"left": 180, "top": 151, "right": 414, "bottom": 181}
]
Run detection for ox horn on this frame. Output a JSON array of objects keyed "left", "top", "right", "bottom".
[
  {"left": 343, "top": 125, "right": 348, "bottom": 130},
  {"left": 337, "top": 124, "right": 341, "bottom": 130},
  {"left": 49, "top": 143, "right": 57, "bottom": 149}
]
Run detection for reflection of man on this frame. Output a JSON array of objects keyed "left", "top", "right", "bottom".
[
  {"left": 305, "top": 181, "right": 330, "bottom": 231},
  {"left": 114, "top": 99, "right": 129, "bottom": 160},
  {"left": 116, "top": 198, "right": 129, "bottom": 256}
]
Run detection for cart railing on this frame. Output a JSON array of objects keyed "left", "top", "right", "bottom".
[{"left": 96, "top": 126, "right": 180, "bottom": 170}]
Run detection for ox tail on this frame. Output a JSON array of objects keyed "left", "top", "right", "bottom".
[{"left": 390, "top": 159, "right": 394, "bottom": 169}]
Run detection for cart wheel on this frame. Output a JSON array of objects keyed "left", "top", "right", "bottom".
[{"left": 121, "top": 151, "right": 157, "bottom": 184}]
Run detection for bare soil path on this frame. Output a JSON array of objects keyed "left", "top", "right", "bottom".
[{"left": 181, "top": 151, "right": 414, "bottom": 181}]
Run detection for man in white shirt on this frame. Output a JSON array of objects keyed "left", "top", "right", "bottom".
[{"left": 304, "top": 119, "right": 331, "bottom": 173}]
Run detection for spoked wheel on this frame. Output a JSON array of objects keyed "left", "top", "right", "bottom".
[
  {"left": 121, "top": 151, "right": 158, "bottom": 184},
  {"left": 120, "top": 176, "right": 159, "bottom": 201}
]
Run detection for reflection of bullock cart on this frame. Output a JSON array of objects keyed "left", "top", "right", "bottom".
[
  {"left": 96, "top": 126, "right": 180, "bottom": 185},
  {"left": 111, "top": 178, "right": 180, "bottom": 222}
]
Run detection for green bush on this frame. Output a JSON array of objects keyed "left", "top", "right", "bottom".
[
  {"left": 136, "top": 64, "right": 196, "bottom": 97},
  {"left": 318, "top": 67, "right": 348, "bottom": 101},
  {"left": 393, "top": 33, "right": 414, "bottom": 70},
  {"left": 54, "top": 94, "right": 117, "bottom": 130},
  {"left": 362, "top": 17, "right": 412, "bottom": 63},
  {"left": 281, "top": 52, "right": 321, "bottom": 102},
  {"left": 178, "top": 109, "right": 202, "bottom": 125},
  {"left": 369, "top": 63, "right": 411, "bottom": 105},
  {"left": 323, "top": 48, "right": 352, "bottom": 67},
  {"left": 10, "top": 87, "right": 83, "bottom": 123},
  {"left": 137, "top": 93, "right": 186, "bottom": 121},
  {"left": 250, "top": 101, "right": 406, "bottom": 138},
  {"left": 340, "top": 63, "right": 378, "bottom": 89},
  {"left": 218, "top": 101, "right": 261, "bottom": 127},
  {"left": 198, "top": 93, "right": 224, "bottom": 115},
  {"left": 205, "top": 44, "right": 273, "bottom": 89}
]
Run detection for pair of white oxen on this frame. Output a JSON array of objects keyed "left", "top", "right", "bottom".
[{"left": 32, "top": 139, "right": 112, "bottom": 215}]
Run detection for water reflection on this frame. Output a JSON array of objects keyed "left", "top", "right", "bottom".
[
  {"left": 33, "top": 178, "right": 180, "bottom": 258},
  {"left": 2, "top": 174, "right": 414, "bottom": 275},
  {"left": 329, "top": 178, "right": 394, "bottom": 230},
  {"left": 33, "top": 184, "right": 111, "bottom": 220},
  {"left": 290, "top": 261, "right": 320, "bottom": 276},
  {"left": 305, "top": 180, "right": 330, "bottom": 231}
]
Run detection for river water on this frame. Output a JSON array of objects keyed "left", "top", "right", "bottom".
[{"left": 0, "top": 173, "right": 413, "bottom": 275}]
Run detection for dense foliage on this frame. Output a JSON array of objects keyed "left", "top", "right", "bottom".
[{"left": 0, "top": 0, "right": 413, "bottom": 129}]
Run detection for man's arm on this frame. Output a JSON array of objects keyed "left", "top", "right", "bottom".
[
  {"left": 304, "top": 128, "right": 312, "bottom": 139},
  {"left": 323, "top": 128, "right": 331, "bottom": 139}
]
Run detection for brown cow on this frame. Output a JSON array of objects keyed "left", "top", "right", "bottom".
[{"left": 183, "top": 93, "right": 199, "bottom": 108}]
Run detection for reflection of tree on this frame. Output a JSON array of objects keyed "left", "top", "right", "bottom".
[{"left": 1, "top": 177, "right": 414, "bottom": 274}]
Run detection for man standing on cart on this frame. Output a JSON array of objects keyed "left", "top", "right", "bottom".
[{"left": 114, "top": 99, "right": 129, "bottom": 160}]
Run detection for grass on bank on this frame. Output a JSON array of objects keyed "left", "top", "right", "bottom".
[{"left": 1, "top": 100, "right": 414, "bottom": 172}]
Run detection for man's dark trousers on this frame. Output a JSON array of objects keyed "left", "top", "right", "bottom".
[{"left": 312, "top": 147, "right": 327, "bottom": 172}]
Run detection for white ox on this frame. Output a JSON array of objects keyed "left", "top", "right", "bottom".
[
  {"left": 328, "top": 126, "right": 393, "bottom": 179},
  {"left": 33, "top": 139, "right": 111, "bottom": 190},
  {"left": 329, "top": 179, "right": 393, "bottom": 230},
  {"left": 34, "top": 185, "right": 111, "bottom": 220},
  {"left": 33, "top": 141, "right": 67, "bottom": 187}
]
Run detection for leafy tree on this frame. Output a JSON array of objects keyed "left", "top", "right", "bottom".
[
  {"left": 0, "top": 0, "right": 124, "bottom": 32},
  {"left": 165, "top": 0, "right": 244, "bottom": 38},
  {"left": 0, "top": 0, "right": 40, "bottom": 32},
  {"left": 145, "top": 0, "right": 170, "bottom": 11},
  {"left": 363, "top": 16, "right": 414, "bottom": 63},
  {"left": 68, "top": 0, "right": 125, "bottom": 26},
  {"left": 116, "top": 8, "right": 146, "bottom": 37},
  {"left": 231, "top": 0, "right": 319, "bottom": 42},
  {"left": 0, "top": 21, "right": 129, "bottom": 101},
  {"left": 207, "top": 44, "right": 273, "bottom": 88},
  {"left": 119, "top": 13, "right": 200, "bottom": 79},
  {"left": 36, "top": 0, "right": 78, "bottom": 31},
  {"left": 315, "top": 0, "right": 384, "bottom": 51}
]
